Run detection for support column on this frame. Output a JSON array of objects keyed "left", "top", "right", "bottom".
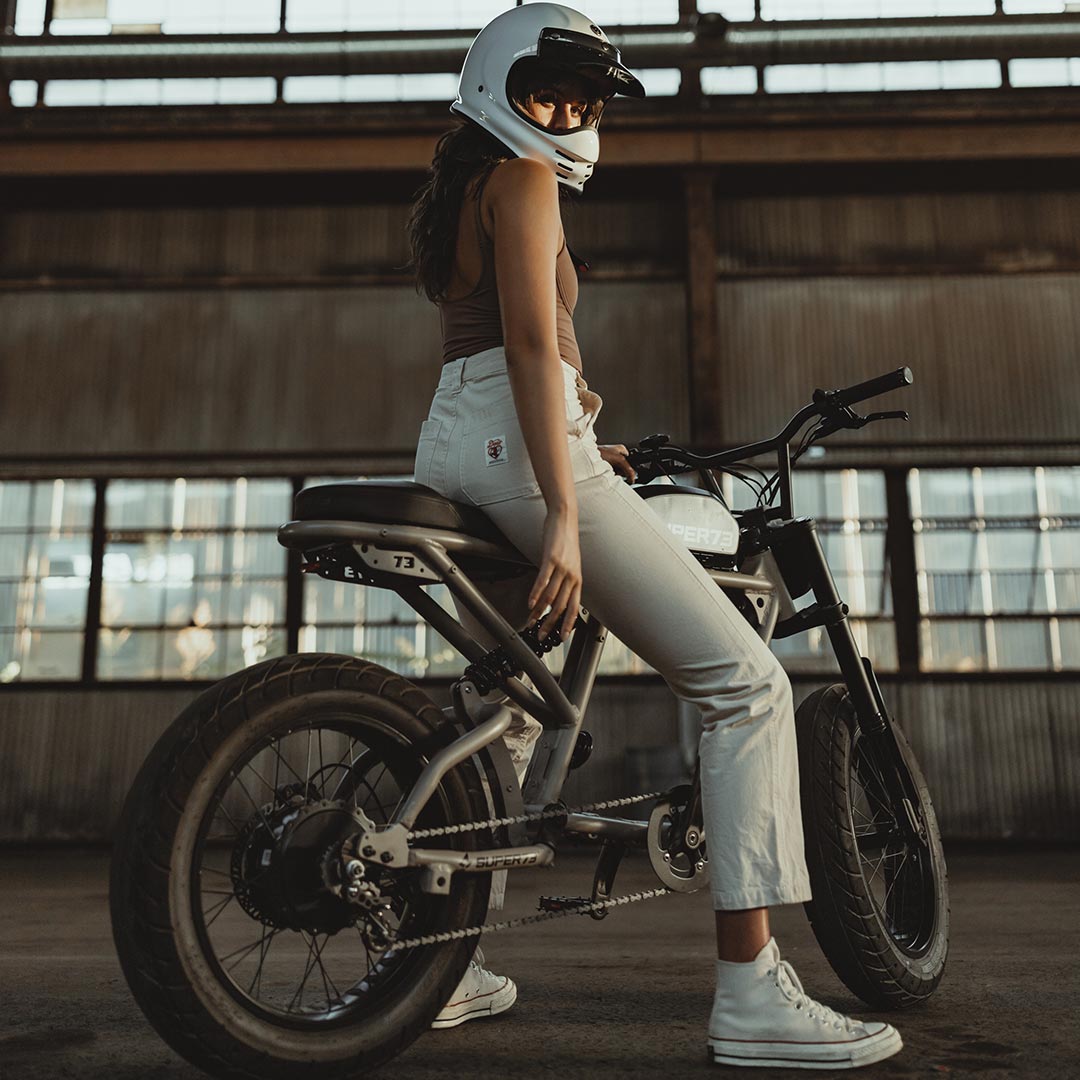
[{"left": 684, "top": 170, "right": 720, "bottom": 447}]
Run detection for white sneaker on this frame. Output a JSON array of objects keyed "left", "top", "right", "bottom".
[
  {"left": 708, "top": 938, "right": 902, "bottom": 1070},
  {"left": 431, "top": 948, "right": 517, "bottom": 1030}
]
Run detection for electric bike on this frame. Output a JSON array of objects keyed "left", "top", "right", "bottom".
[{"left": 110, "top": 365, "right": 948, "bottom": 1079}]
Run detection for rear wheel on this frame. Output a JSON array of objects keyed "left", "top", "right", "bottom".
[
  {"left": 110, "top": 654, "right": 491, "bottom": 1079},
  {"left": 796, "top": 683, "right": 949, "bottom": 1009}
]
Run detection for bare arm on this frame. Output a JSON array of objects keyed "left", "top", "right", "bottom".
[{"left": 486, "top": 158, "right": 581, "bottom": 639}]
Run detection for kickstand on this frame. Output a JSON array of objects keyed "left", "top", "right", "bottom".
[{"left": 589, "top": 840, "right": 626, "bottom": 921}]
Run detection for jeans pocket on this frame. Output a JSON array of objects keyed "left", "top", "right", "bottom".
[
  {"left": 459, "top": 407, "right": 542, "bottom": 505},
  {"left": 413, "top": 418, "right": 444, "bottom": 493}
]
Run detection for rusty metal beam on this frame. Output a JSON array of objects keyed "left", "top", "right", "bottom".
[{"left": 5, "top": 112, "right": 1080, "bottom": 177}]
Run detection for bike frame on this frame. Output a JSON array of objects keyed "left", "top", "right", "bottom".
[
  {"left": 277, "top": 495, "right": 894, "bottom": 891},
  {"left": 276, "top": 366, "right": 921, "bottom": 891}
]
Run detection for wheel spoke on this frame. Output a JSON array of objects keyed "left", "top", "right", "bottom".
[
  {"left": 308, "top": 931, "right": 342, "bottom": 1008},
  {"left": 317, "top": 729, "right": 326, "bottom": 797},
  {"left": 267, "top": 737, "right": 307, "bottom": 790},
  {"left": 287, "top": 933, "right": 323, "bottom": 1013},
  {"left": 247, "top": 925, "right": 277, "bottom": 999},
  {"left": 221, "top": 931, "right": 278, "bottom": 972},
  {"left": 203, "top": 892, "right": 236, "bottom": 929},
  {"left": 229, "top": 769, "right": 273, "bottom": 829}
]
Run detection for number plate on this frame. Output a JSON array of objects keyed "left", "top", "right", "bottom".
[{"left": 354, "top": 544, "right": 435, "bottom": 580}]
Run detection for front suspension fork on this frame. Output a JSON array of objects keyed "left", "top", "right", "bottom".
[{"left": 769, "top": 517, "right": 928, "bottom": 849}]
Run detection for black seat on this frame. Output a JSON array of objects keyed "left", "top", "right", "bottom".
[{"left": 294, "top": 480, "right": 515, "bottom": 548}]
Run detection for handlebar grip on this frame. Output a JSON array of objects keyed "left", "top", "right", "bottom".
[{"left": 830, "top": 366, "right": 913, "bottom": 408}]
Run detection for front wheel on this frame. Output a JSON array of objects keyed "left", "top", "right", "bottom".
[{"left": 796, "top": 683, "right": 949, "bottom": 1009}]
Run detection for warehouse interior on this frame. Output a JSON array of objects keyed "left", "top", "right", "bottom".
[
  {"left": 4, "top": 1, "right": 1079, "bottom": 847},
  {"left": 3, "top": 4, "right": 1080, "bottom": 1079}
]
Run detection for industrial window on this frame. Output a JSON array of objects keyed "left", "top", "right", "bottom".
[
  {"left": 15, "top": 0, "right": 282, "bottom": 36},
  {"left": 0, "top": 480, "right": 96, "bottom": 682},
  {"left": 911, "top": 466, "right": 1080, "bottom": 672},
  {"left": 703, "top": 59, "right": 1003, "bottom": 95},
  {"left": 2, "top": 468, "right": 1077, "bottom": 682},
  {"left": 700, "top": 0, "right": 1000, "bottom": 17},
  {"left": 98, "top": 478, "right": 292, "bottom": 679}
]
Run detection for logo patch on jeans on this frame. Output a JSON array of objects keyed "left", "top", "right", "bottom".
[{"left": 485, "top": 434, "right": 508, "bottom": 466}]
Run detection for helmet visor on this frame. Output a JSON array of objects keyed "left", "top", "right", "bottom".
[
  {"left": 534, "top": 26, "right": 646, "bottom": 99},
  {"left": 507, "top": 57, "right": 612, "bottom": 135}
]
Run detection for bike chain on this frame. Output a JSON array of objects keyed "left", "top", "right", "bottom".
[
  {"left": 384, "top": 789, "right": 677, "bottom": 952},
  {"left": 388, "top": 885, "right": 675, "bottom": 952},
  {"left": 408, "top": 789, "right": 665, "bottom": 839}
]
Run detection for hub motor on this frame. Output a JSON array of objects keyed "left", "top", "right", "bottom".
[{"left": 230, "top": 794, "right": 374, "bottom": 934}]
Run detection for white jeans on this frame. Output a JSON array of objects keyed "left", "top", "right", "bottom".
[{"left": 413, "top": 346, "right": 812, "bottom": 911}]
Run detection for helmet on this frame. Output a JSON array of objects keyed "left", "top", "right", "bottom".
[{"left": 451, "top": 3, "right": 645, "bottom": 192}]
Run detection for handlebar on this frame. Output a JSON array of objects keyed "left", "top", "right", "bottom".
[
  {"left": 820, "top": 366, "right": 912, "bottom": 409},
  {"left": 626, "top": 366, "right": 914, "bottom": 520}
]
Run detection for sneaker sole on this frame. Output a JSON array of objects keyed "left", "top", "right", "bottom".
[
  {"left": 430, "top": 978, "right": 518, "bottom": 1030},
  {"left": 708, "top": 1026, "right": 902, "bottom": 1069}
]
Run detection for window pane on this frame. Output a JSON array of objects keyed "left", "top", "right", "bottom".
[
  {"left": 2, "top": 630, "right": 85, "bottom": 680},
  {"left": 917, "top": 531, "right": 980, "bottom": 614},
  {"left": 985, "top": 529, "right": 1043, "bottom": 613},
  {"left": 1058, "top": 617, "right": 1080, "bottom": 668},
  {"left": 99, "top": 477, "right": 288, "bottom": 680},
  {"left": 27, "top": 479, "right": 95, "bottom": 530},
  {"left": 910, "top": 469, "right": 973, "bottom": 519},
  {"left": 821, "top": 530, "right": 889, "bottom": 616},
  {"left": 991, "top": 619, "right": 1050, "bottom": 670},
  {"left": 922, "top": 618, "right": 987, "bottom": 672},
  {"left": 0, "top": 480, "right": 94, "bottom": 681},
  {"left": 0, "top": 482, "right": 33, "bottom": 528},
  {"left": 980, "top": 467, "right": 1037, "bottom": 518},
  {"left": 106, "top": 480, "right": 172, "bottom": 529},
  {"left": 1043, "top": 467, "right": 1080, "bottom": 516}
]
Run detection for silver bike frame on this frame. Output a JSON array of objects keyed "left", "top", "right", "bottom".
[{"left": 278, "top": 511, "right": 782, "bottom": 879}]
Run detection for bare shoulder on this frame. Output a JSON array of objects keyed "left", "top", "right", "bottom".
[{"left": 485, "top": 157, "right": 558, "bottom": 211}]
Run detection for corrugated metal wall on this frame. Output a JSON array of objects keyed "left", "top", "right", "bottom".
[
  {"left": 1, "top": 677, "right": 1075, "bottom": 842},
  {"left": 712, "top": 189, "right": 1080, "bottom": 450},
  {"left": 0, "top": 282, "right": 687, "bottom": 459}
]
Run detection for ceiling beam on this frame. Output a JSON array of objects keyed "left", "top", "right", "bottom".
[{"left": 4, "top": 114, "right": 1080, "bottom": 177}]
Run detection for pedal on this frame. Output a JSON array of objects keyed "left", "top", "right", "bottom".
[{"left": 538, "top": 894, "right": 597, "bottom": 915}]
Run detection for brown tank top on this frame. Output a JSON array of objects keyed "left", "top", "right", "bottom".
[{"left": 438, "top": 176, "right": 582, "bottom": 372}]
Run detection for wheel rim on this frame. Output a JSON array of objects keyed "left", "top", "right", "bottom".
[
  {"left": 188, "top": 712, "right": 452, "bottom": 1028},
  {"left": 848, "top": 727, "right": 938, "bottom": 959}
]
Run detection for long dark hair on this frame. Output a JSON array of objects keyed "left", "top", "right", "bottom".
[
  {"left": 406, "top": 119, "right": 510, "bottom": 303},
  {"left": 407, "top": 110, "right": 578, "bottom": 302}
]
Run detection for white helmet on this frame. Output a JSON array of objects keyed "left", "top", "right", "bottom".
[{"left": 451, "top": 3, "right": 645, "bottom": 192}]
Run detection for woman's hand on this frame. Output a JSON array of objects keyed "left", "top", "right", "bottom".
[
  {"left": 527, "top": 507, "right": 583, "bottom": 640},
  {"left": 599, "top": 443, "right": 637, "bottom": 483}
]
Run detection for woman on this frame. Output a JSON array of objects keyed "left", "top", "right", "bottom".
[{"left": 409, "top": 4, "right": 903, "bottom": 1069}]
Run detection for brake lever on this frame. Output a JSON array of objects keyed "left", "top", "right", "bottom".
[{"left": 865, "top": 410, "right": 909, "bottom": 423}]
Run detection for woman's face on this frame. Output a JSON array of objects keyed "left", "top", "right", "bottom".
[{"left": 521, "top": 74, "right": 598, "bottom": 133}]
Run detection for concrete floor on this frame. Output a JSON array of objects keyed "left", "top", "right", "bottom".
[{"left": 1, "top": 846, "right": 1077, "bottom": 1079}]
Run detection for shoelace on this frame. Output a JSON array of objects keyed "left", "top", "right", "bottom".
[{"left": 769, "top": 960, "right": 857, "bottom": 1033}]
